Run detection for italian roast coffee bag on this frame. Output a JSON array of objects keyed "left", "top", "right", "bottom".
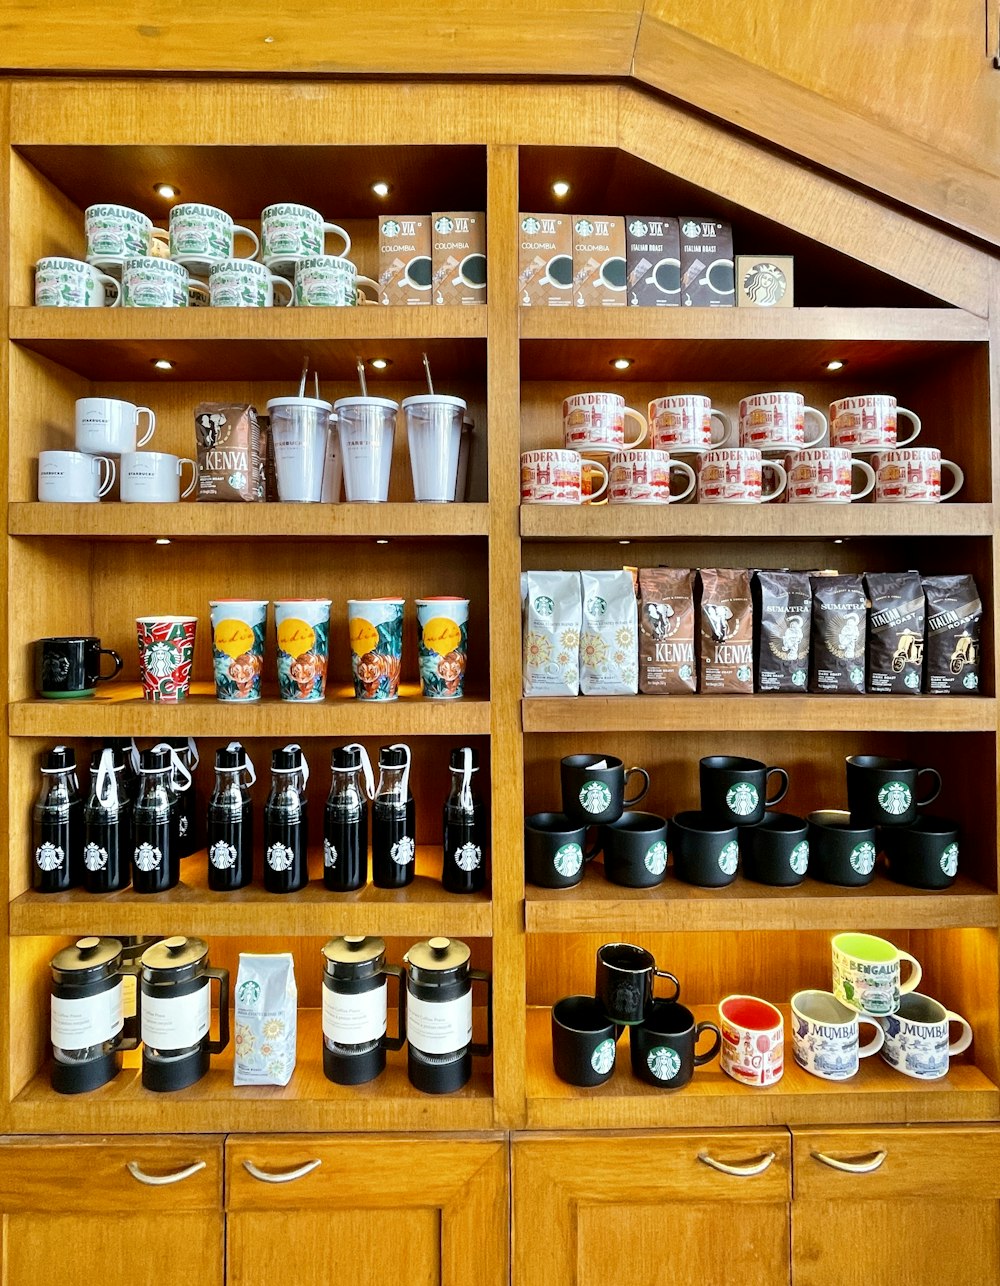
[
  {"left": 699, "top": 568, "right": 753, "bottom": 693},
  {"left": 753, "top": 570, "right": 812, "bottom": 692},
  {"left": 865, "top": 570, "right": 925, "bottom": 695},
  {"left": 638, "top": 568, "right": 697, "bottom": 693},
  {"left": 923, "top": 573, "right": 982, "bottom": 695},
  {"left": 809, "top": 573, "right": 866, "bottom": 693}
]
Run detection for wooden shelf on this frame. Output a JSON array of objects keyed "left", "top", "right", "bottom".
[
  {"left": 520, "top": 503, "right": 994, "bottom": 542},
  {"left": 8, "top": 306, "right": 486, "bottom": 381},
  {"left": 10, "top": 1009, "right": 495, "bottom": 1134},
  {"left": 525, "top": 1005, "right": 1000, "bottom": 1129},
  {"left": 10, "top": 502, "right": 490, "bottom": 541},
  {"left": 10, "top": 847, "right": 492, "bottom": 938},
  {"left": 10, "top": 683, "right": 491, "bottom": 737},
  {"left": 522, "top": 695, "right": 997, "bottom": 734},
  {"left": 525, "top": 867, "right": 997, "bottom": 934}
]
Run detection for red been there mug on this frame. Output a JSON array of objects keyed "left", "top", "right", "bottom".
[
  {"left": 521, "top": 449, "right": 609, "bottom": 505},
  {"left": 718, "top": 994, "right": 784, "bottom": 1087},
  {"left": 830, "top": 394, "right": 921, "bottom": 451},
  {"left": 562, "top": 392, "right": 647, "bottom": 452},
  {"left": 136, "top": 615, "right": 197, "bottom": 702},
  {"left": 648, "top": 394, "right": 732, "bottom": 452},
  {"left": 785, "top": 448, "right": 875, "bottom": 504},
  {"left": 697, "top": 448, "right": 787, "bottom": 504},
  {"left": 609, "top": 450, "right": 696, "bottom": 505},
  {"left": 871, "top": 448, "right": 964, "bottom": 503},
  {"left": 738, "top": 391, "right": 827, "bottom": 450}
]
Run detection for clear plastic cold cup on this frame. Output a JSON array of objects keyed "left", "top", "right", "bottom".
[
  {"left": 335, "top": 396, "right": 398, "bottom": 503},
  {"left": 403, "top": 394, "right": 465, "bottom": 503},
  {"left": 267, "top": 396, "right": 332, "bottom": 503}
]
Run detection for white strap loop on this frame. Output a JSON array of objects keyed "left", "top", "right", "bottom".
[{"left": 343, "top": 743, "right": 375, "bottom": 799}]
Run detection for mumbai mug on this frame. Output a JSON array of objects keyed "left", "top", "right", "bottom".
[
  {"left": 595, "top": 942, "right": 679, "bottom": 1026},
  {"left": 524, "top": 812, "right": 599, "bottom": 889},
  {"left": 294, "top": 255, "right": 379, "bottom": 306},
  {"left": 807, "top": 810, "right": 877, "bottom": 887},
  {"left": 335, "top": 396, "right": 398, "bottom": 503},
  {"left": 830, "top": 395, "right": 921, "bottom": 451},
  {"left": 649, "top": 394, "right": 732, "bottom": 452},
  {"left": 739, "top": 391, "right": 827, "bottom": 450},
  {"left": 785, "top": 448, "right": 876, "bottom": 503},
  {"left": 608, "top": 450, "right": 696, "bottom": 504},
  {"left": 520, "top": 450, "right": 609, "bottom": 505},
  {"left": 630, "top": 1000, "right": 721, "bottom": 1089},
  {"left": 879, "top": 993, "right": 972, "bottom": 1080},
  {"left": 831, "top": 932, "right": 922, "bottom": 1016},
  {"left": 563, "top": 392, "right": 648, "bottom": 452},
  {"left": 75, "top": 397, "right": 155, "bottom": 455},
  {"left": 121, "top": 256, "right": 210, "bottom": 307},
  {"left": 85, "top": 204, "right": 167, "bottom": 260},
  {"left": 560, "top": 754, "right": 650, "bottom": 825},
  {"left": 740, "top": 812, "right": 810, "bottom": 887},
  {"left": 34, "top": 636, "right": 124, "bottom": 699},
  {"left": 790, "top": 990, "right": 884, "bottom": 1081},
  {"left": 120, "top": 452, "right": 199, "bottom": 502},
  {"left": 845, "top": 754, "right": 942, "bottom": 828},
  {"left": 38, "top": 450, "right": 115, "bottom": 503},
  {"left": 718, "top": 994, "right": 784, "bottom": 1087},
  {"left": 135, "top": 616, "right": 197, "bottom": 702},
  {"left": 261, "top": 202, "right": 351, "bottom": 266},
  {"left": 35, "top": 257, "right": 120, "bottom": 307},
  {"left": 697, "top": 448, "right": 787, "bottom": 503},
  {"left": 871, "top": 448, "right": 964, "bottom": 503},
  {"left": 598, "top": 811, "right": 669, "bottom": 888},
  {"left": 668, "top": 810, "right": 740, "bottom": 888},
  {"left": 551, "top": 996, "right": 619, "bottom": 1087},
  {"left": 882, "top": 815, "right": 960, "bottom": 890},
  {"left": 169, "top": 202, "right": 259, "bottom": 265},
  {"left": 208, "top": 258, "right": 293, "bottom": 307},
  {"left": 699, "top": 755, "right": 789, "bottom": 828}
]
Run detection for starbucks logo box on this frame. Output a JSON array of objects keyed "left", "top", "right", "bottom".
[
  {"left": 679, "top": 218, "right": 734, "bottom": 307},
  {"left": 378, "top": 214, "right": 432, "bottom": 305},
  {"left": 431, "top": 211, "right": 486, "bottom": 306},
  {"left": 625, "top": 216, "right": 680, "bottom": 307},
  {"left": 517, "top": 212, "right": 573, "bottom": 307},
  {"left": 572, "top": 215, "right": 627, "bottom": 308},
  {"left": 737, "top": 256, "right": 794, "bottom": 308}
]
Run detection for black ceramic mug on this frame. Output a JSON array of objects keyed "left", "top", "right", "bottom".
[
  {"left": 599, "top": 811, "right": 669, "bottom": 888},
  {"left": 808, "top": 809, "right": 877, "bottom": 886},
  {"left": 740, "top": 812, "right": 810, "bottom": 886},
  {"left": 524, "top": 812, "right": 599, "bottom": 889},
  {"left": 668, "top": 810, "right": 740, "bottom": 887},
  {"left": 882, "top": 816, "right": 960, "bottom": 890},
  {"left": 551, "top": 995, "right": 619, "bottom": 1086},
  {"left": 561, "top": 754, "right": 650, "bottom": 826},
  {"left": 846, "top": 755, "right": 942, "bottom": 828},
  {"left": 630, "top": 999, "right": 722, "bottom": 1089},
  {"left": 34, "top": 636, "right": 123, "bottom": 699},
  {"left": 699, "top": 755, "right": 789, "bottom": 827},
  {"left": 595, "top": 942, "right": 680, "bottom": 1026}
]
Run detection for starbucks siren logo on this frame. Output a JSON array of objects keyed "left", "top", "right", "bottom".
[
  {"left": 792, "top": 668, "right": 806, "bottom": 687},
  {"left": 585, "top": 596, "right": 607, "bottom": 616},
  {"left": 454, "top": 841, "right": 482, "bottom": 871},
  {"left": 236, "top": 980, "right": 261, "bottom": 1006},
  {"left": 381, "top": 219, "right": 401, "bottom": 236},
  {"left": 850, "top": 841, "right": 876, "bottom": 875},
  {"left": 521, "top": 217, "right": 541, "bottom": 233},
  {"left": 850, "top": 666, "right": 864, "bottom": 684},
  {"left": 878, "top": 781, "right": 911, "bottom": 816},
  {"left": 266, "top": 842, "right": 294, "bottom": 872},
  {"left": 681, "top": 220, "right": 702, "bottom": 238},
  {"left": 134, "top": 842, "right": 162, "bottom": 872},
  {"left": 647, "top": 1045, "right": 682, "bottom": 1081},
  {"left": 940, "top": 843, "right": 959, "bottom": 877},
  {"left": 789, "top": 841, "right": 809, "bottom": 876},
  {"left": 904, "top": 671, "right": 920, "bottom": 689},
  {"left": 575, "top": 219, "right": 594, "bottom": 236},
  {"left": 963, "top": 673, "right": 978, "bottom": 690},
  {"left": 579, "top": 781, "right": 612, "bottom": 814},
  {"left": 209, "top": 840, "right": 237, "bottom": 870},
  {"left": 737, "top": 665, "right": 751, "bottom": 683},
  {"left": 553, "top": 843, "right": 583, "bottom": 878},
  {"left": 434, "top": 216, "right": 455, "bottom": 233},
  {"left": 323, "top": 839, "right": 338, "bottom": 868},
  {"left": 35, "top": 841, "right": 64, "bottom": 872},
  {"left": 726, "top": 782, "right": 759, "bottom": 817},
  {"left": 591, "top": 1038, "right": 615, "bottom": 1075},
  {"left": 644, "top": 841, "right": 667, "bottom": 875},
  {"left": 533, "top": 595, "right": 554, "bottom": 618},
  {"left": 83, "top": 842, "right": 108, "bottom": 872},
  {"left": 391, "top": 835, "right": 416, "bottom": 866},
  {"left": 628, "top": 219, "right": 649, "bottom": 236},
  {"left": 718, "top": 841, "right": 739, "bottom": 875}
]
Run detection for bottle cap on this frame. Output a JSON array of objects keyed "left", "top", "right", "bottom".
[
  {"left": 43, "top": 745, "right": 76, "bottom": 772},
  {"left": 273, "top": 746, "right": 303, "bottom": 771},
  {"left": 450, "top": 747, "right": 479, "bottom": 771},
  {"left": 333, "top": 745, "right": 362, "bottom": 770},
  {"left": 217, "top": 744, "right": 247, "bottom": 770},
  {"left": 379, "top": 746, "right": 407, "bottom": 768},
  {"left": 139, "top": 747, "right": 171, "bottom": 772}
]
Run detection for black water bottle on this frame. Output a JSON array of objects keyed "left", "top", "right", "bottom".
[
  {"left": 442, "top": 747, "right": 487, "bottom": 894},
  {"left": 132, "top": 746, "right": 180, "bottom": 894},
  {"left": 32, "top": 745, "right": 83, "bottom": 893},
  {"left": 324, "top": 743, "right": 373, "bottom": 892},
  {"left": 372, "top": 744, "right": 416, "bottom": 889},
  {"left": 207, "top": 742, "right": 255, "bottom": 892},
  {"left": 83, "top": 746, "right": 132, "bottom": 893},
  {"left": 264, "top": 743, "right": 309, "bottom": 894}
]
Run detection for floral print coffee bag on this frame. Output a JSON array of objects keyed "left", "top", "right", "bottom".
[
  {"left": 233, "top": 952, "right": 297, "bottom": 1087},
  {"left": 522, "top": 570, "right": 581, "bottom": 696},
  {"left": 580, "top": 570, "right": 639, "bottom": 695}
]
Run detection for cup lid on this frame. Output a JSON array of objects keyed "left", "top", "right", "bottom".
[
  {"left": 266, "top": 397, "right": 333, "bottom": 413},
  {"left": 401, "top": 394, "right": 467, "bottom": 411},
  {"left": 333, "top": 396, "right": 399, "bottom": 411}
]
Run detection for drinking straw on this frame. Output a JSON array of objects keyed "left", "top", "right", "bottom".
[
  {"left": 298, "top": 356, "right": 309, "bottom": 397},
  {"left": 421, "top": 351, "right": 434, "bottom": 394},
  {"left": 357, "top": 358, "right": 368, "bottom": 397},
  {"left": 314, "top": 373, "right": 320, "bottom": 400}
]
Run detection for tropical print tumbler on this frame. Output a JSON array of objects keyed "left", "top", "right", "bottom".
[
  {"left": 210, "top": 599, "right": 268, "bottom": 702},
  {"left": 348, "top": 598, "right": 404, "bottom": 701},
  {"left": 274, "top": 599, "right": 332, "bottom": 701}
]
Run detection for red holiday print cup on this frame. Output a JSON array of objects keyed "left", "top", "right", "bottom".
[
  {"left": 135, "top": 615, "right": 197, "bottom": 702},
  {"left": 830, "top": 394, "right": 921, "bottom": 451},
  {"left": 649, "top": 394, "right": 732, "bottom": 452},
  {"left": 739, "top": 391, "right": 826, "bottom": 450},
  {"left": 697, "top": 448, "right": 787, "bottom": 504},
  {"left": 608, "top": 450, "right": 696, "bottom": 504},
  {"left": 719, "top": 994, "right": 784, "bottom": 1087},
  {"left": 871, "top": 448, "right": 964, "bottom": 503},
  {"left": 785, "top": 448, "right": 876, "bottom": 504},
  {"left": 521, "top": 449, "right": 609, "bottom": 505},
  {"left": 562, "top": 392, "right": 647, "bottom": 452}
]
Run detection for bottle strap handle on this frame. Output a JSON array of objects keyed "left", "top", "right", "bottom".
[
  {"left": 284, "top": 743, "right": 309, "bottom": 787},
  {"left": 186, "top": 737, "right": 200, "bottom": 770},
  {"left": 95, "top": 746, "right": 119, "bottom": 808},
  {"left": 226, "top": 740, "right": 256, "bottom": 786},
  {"left": 459, "top": 746, "right": 474, "bottom": 810},
  {"left": 152, "top": 742, "right": 193, "bottom": 792},
  {"left": 388, "top": 743, "right": 411, "bottom": 800},
  {"left": 343, "top": 743, "right": 375, "bottom": 799}
]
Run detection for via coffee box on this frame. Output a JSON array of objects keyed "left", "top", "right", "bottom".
[
  {"left": 572, "top": 215, "right": 627, "bottom": 307},
  {"left": 679, "top": 218, "right": 734, "bottom": 307},
  {"left": 378, "top": 214, "right": 432, "bottom": 305},
  {"left": 431, "top": 211, "right": 486, "bottom": 305},
  {"left": 517, "top": 212, "right": 573, "bottom": 306},
  {"left": 625, "top": 215, "right": 680, "bottom": 307}
]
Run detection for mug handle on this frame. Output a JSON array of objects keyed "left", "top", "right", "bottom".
[
  {"left": 857, "top": 1017, "right": 885, "bottom": 1058},
  {"left": 897, "top": 951, "right": 923, "bottom": 996},
  {"left": 850, "top": 458, "right": 876, "bottom": 501},
  {"left": 668, "top": 460, "right": 697, "bottom": 503},
  {"left": 622, "top": 408, "right": 648, "bottom": 449},
  {"left": 98, "top": 648, "right": 124, "bottom": 681},
  {"left": 271, "top": 275, "right": 295, "bottom": 307},
  {"left": 653, "top": 969, "right": 680, "bottom": 1004},
  {"left": 178, "top": 457, "right": 200, "bottom": 500},
  {"left": 468, "top": 969, "right": 493, "bottom": 1058},
  {"left": 917, "top": 766, "right": 942, "bottom": 808},
  {"left": 381, "top": 964, "right": 407, "bottom": 1053},
  {"left": 99, "top": 273, "right": 121, "bottom": 307},
  {"left": 945, "top": 1011, "right": 973, "bottom": 1057},
  {"left": 939, "top": 460, "right": 964, "bottom": 501},
  {"left": 232, "top": 225, "right": 260, "bottom": 260},
  {"left": 764, "top": 767, "right": 789, "bottom": 807},
  {"left": 801, "top": 406, "right": 828, "bottom": 448},
  {"left": 136, "top": 406, "right": 156, "bottom": 448},
  {"left": 895, "top": 407, "right": 921, "bottom": 447},
  {"left": 584, "top": 829, "right": 603, "bottom": 862},
  {"left": 583, "top": 458, "right": 609, "bottom": 503},
  {"left": 206, "top": 968, "right": 231, "bottom": 1054},
  {"left": 322, "top": 222, "right": 352, "bottom": 258},
  {"left": 710, "top": 409, "right": 733, "bottom": 446},
  {"left": 356, "top": 275, "right": 380, "bottom": 303},
  {"left": 188, "top": 282, "right": 211, "bottom": 306},
  {"left": 693, "top": 1021, "right": 722, "bottom": 1066},
  {"left": 624, "top": 766, "right": 650, "bottom": 807},
  {"left": 96, "top": 456, "right": 117, "bottom": 498},
  {"left": 760, "top": 459, "right": 787, "bottom": 502}
]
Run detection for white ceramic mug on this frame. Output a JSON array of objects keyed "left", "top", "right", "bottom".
[
  {"left": 294, "top": 256, "right": 379, "bottom": 306},
  {"left": 334, "top": 396, "right": 398, "bottom": 503},
  {"left": 739, "top": 392, "right": 827, "bottom": 450},
  {"left": 85, "top": 203, "right": 167, "bottom": 260},
  {"left": 878, "top": 992, "right": 973, "bottom": 1081},
  {"left": 608, "top": 450, "right": 696, "bottom": 504},
  {"left": 521, "top": 449, "right": 609, "bottom": 504},
  {"left": 830, "top": 395, "right": 921, "bottom": 451},
  {"left": 649, "top": 394, "right": 732, "bottom": 452},
  {"left": 121, "top": 256, "right": 210, "bottom": 308},
  {"left": 403, "top": 394, "right": 465, "bottom": 503},
  {"left": 120, "top": 451, "right": 199, "bottom": 502},
  {"left": 718, "top": 995, "right": 784, "bottom": 1087},
  {"left": 697, "top": 448, "right": 787, "bottom": 503},
  {"left": 791, "top": 989, "right": 885, "bottom": 1081},
  {"left": 563, "top": 392, "right": 647, "bottom": 451},
  {"left": 38, "top": 451, "right": 115, "bottom": 503},
  {"left": 35, "top": 257, "right": 120, "bottom": 307},
  {"left": 75, "top": 397, "right": 155, "bottom": 455},
  {"left": 785, "top": 448, "right": 876, "bottom": 504},
  {"left": 209, "top": 258, "right": 293, "bottom": 307},
  {"left": 872, "top": 448, "right": 964, "bottom": 503},
  {"left": 169, "top": 203, "right": 259, "bottom": 265},
  {"left": 261, "top": 203, "right": 351, "bottom": 267}
]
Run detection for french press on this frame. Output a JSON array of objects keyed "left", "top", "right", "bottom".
[
  {"left": 49, "top": 936, "right": 140, "bottom": 1094},
  {"left": 140, "top": 935, "right": 229, "bottom": 1092},
  {"left": 403, "top": 936, "right": 492, "bottom": 1094},
  {"left": 321, "top": 935, "right": 405, "bottom": 1085}
]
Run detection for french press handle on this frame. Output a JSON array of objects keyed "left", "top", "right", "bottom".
[
  {"left": 381, "top": 964, "right": 407, "bottom": 1053},
  {"left": 469, "top": 968, "right": 493, "bottom": 1059},
  {"left": 206, "top": 967, "right": 230, "bottom": 1055},
  {"left": 117, "top": 963, "right": 142, "bottom": 1052}
]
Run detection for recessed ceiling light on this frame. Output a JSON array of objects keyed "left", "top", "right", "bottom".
[
  {"left": 825, "top": 359, "right": 847, "bottom": 371},
  {"left": 375, "top": 538, "right": 390, "bottom": 545},
  {"left": 552, "top": 181, "right": 571, "bottom": 198},
  {"left": 153, "top": 183, "right": 180, "bottom": 199},
  {"left": 155, "top": 538, "right": 171, "bottom": 546},
  {"left": 610, "top": 358, "right": 633, "bottom": 371},
  {"left": 618, "top": 539, "right": 631, "bottom": 545},
  {"left": 833, "top": 538, "right": 845, "bottom": 545},
  {"left": 372, "top": 182, "right": 391, "bottom": 198},
  {"left": 368, "top": 358, "right": 391, "bottom": 371},
  {"left": 151, "top": 359, "right": 174, "bottom": 371}
]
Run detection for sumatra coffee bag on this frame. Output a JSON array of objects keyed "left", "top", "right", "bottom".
[
  {"left": 638, "top": 568, "right": 697, "bottom": 693},
  {"left": 809, "top": 574, "right": 866, "bottom": 693},
  {"left": 865, "top": 571, "right": 925, "bottom": 695},
  {"left": 195, "top": 403, "right": 261, "bottom": 502},
  {"left": 753, "top": 570, "right": 812, "bottom": 692},
  {"left": 699, "top": 568, "right": 753, "bottom": 693},
  {"left": 580, "top": 570, "right": 639, "bottom": 695},
  {"left": 923, "top": 574, "right": 982, "bottom": 694},
  {"left": 233, "top": 953, "right": 297, "bottom": 1087},
  {"left": 522, "top": 571, "right": 581, "bottom": 696}
]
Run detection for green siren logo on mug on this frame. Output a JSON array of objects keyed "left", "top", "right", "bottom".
[
  {"left": 941, "top": 843, "right": 959, "bottom": 877},
  {"left": 790, "top": 841, "right": 809, "bottom": 875},
  {"left": 878, "top": 781, "right": 912, "bottom": 815},
  {"left": 647, "top": 1046, "right": 682, "bottom": 1081},
  {"left": 552, "top": 843, "right": 583, "bottom": 877},
  {"left": 645, "top": 841, "right": 668, "bottom": 875},
  {"left": 579, "top": 781, "right": 612, "bottom": 814},
  {"left": 726, "top": 782, "right": 759, "bottom": 815},
  {"left": 719, "top": 841, "right": 739, "bottom": 874},
  {"left": 591, "top": 1040, "right": 615, "bottom": 1074}
]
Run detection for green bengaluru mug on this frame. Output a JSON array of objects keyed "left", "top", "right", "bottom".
[{"left": 831, "top": 932, "right": 922, "bottom": 1017}]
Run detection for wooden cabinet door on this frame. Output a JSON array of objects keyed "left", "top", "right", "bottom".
[
  {"left": 226, "top": 1133, "right": 508, "bottom": 1286},
  {"left": 793, "top": 1126, "right": 1000, "bottom": 1286},
  {"left": 0, "top": 1135, "right": 224, "bottom": 1286},
  {"left": 513, "top": 1130, "right": 791, "bottom": 1286}
]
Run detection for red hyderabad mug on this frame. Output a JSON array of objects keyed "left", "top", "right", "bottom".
[
  {"left": 871, "top": 448, "right": 964, "bottom": 503},
  {"left": 739, "top": 392, "right": 826, "bottom": 450},
  {"left": 608, "top": 450, "right": 696, "bottom": 504},
  {"left": 648, "top": 394, "right": 732, "bottom": 453},
  {"left": 562, "top": 392, "right": 647, "bottom": 452},
  {"left": 697, "top": 448, "right": 787, "bottom": 504},
  {"left": 521, "top": 449, "right": 609, "bottom": 504},
  {"left": 830, "top": 395, "right": 921, "bottom": 451},
  {"left": 785, "top": 448, "right": 876, "bottom": 504}
]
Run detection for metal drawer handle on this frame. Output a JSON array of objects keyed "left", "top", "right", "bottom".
[
  {"left": 812, "top": 1150, "right": 887, "bottom": 1174},
  {"left": 127, "top": 1160, "right": 207, "bottom": 1186},
  {"left": 698, "top": 1150, "right": 776, "bottom": 1177},
  {"left": 243, "top": 1159, "right": 322, "bottom": 1184}
]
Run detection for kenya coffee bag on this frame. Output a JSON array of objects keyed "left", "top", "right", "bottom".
[
  {"left": 638, "top": 568, "right": 696, "bottom": 693},
  {"left": 699, "top": 568, "right": 753, "bottom": 693},
  {"left": 923, "top": 573, "right": 982, "bottom": 695},
  {"left": 195, "top": 403, "right": 261, "bottom": 502},
  {"left": 522, "top": 570, "right": 581, "bottom": 696},
  {"left": 753, "top": 570, "right": 811, "bottom": 692},
  {"left": 233, "top": 953, "right": 297, "bottom": 1087},
  {"left": 865, "top": 571, "right": 925, "bottom": 695},
  {"left": 580, "top": 570, "right": 638, "bottom": 695},
  {"left": 809, "top": 574, "right": 866, "bottom": 693}
]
